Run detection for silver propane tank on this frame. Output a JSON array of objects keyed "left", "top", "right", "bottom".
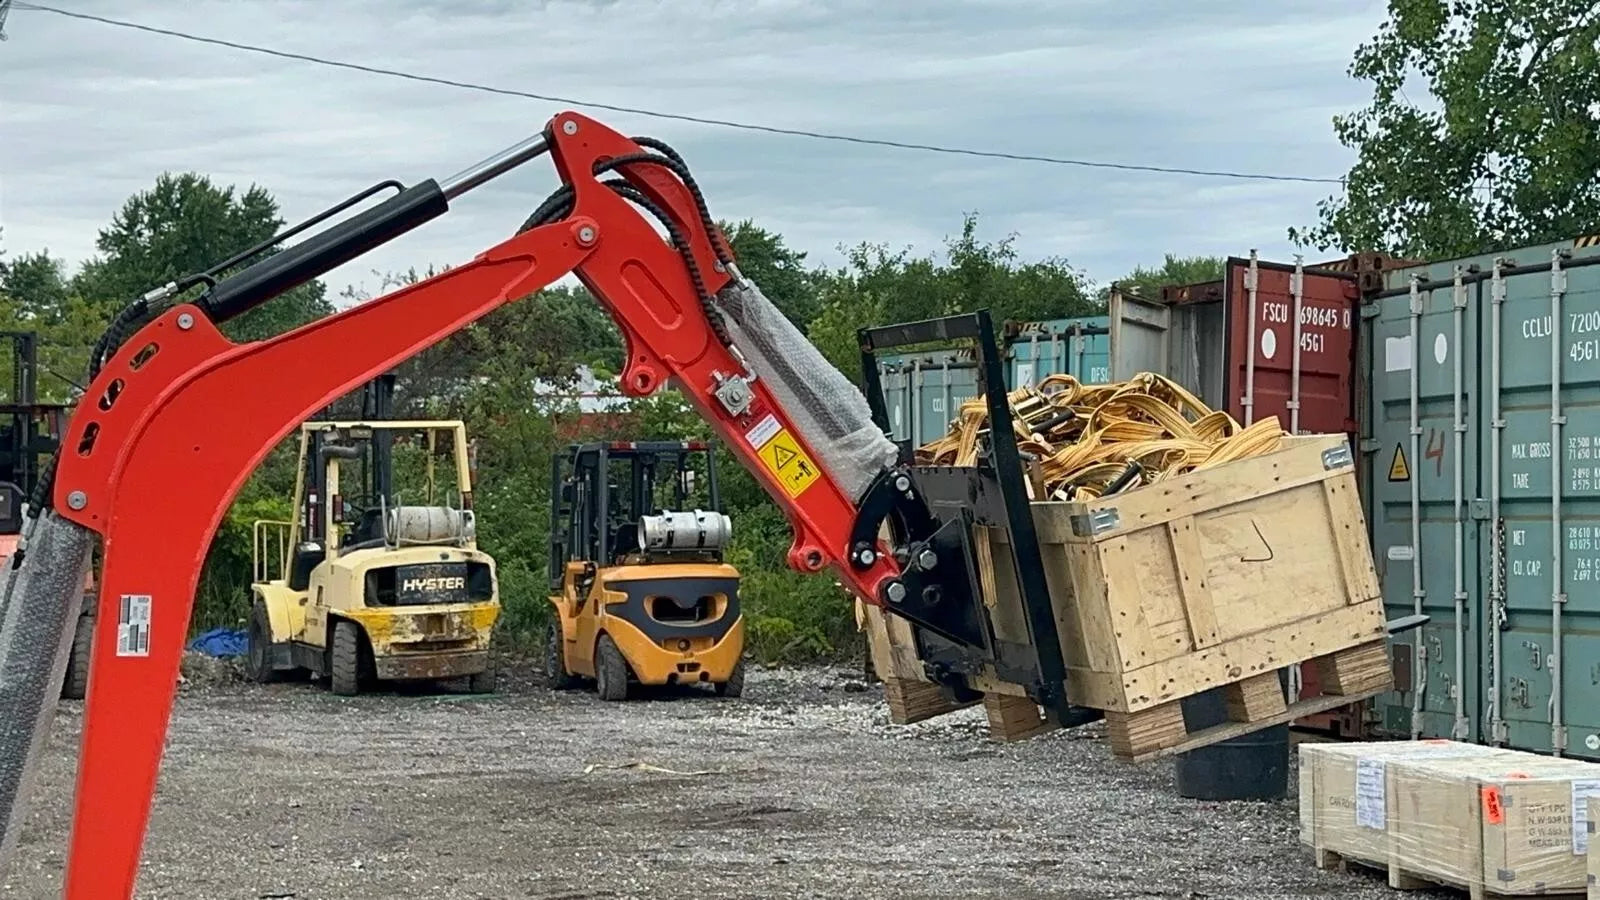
[{"left": 637, "top": 510, "right": 733, "bottom": 552}]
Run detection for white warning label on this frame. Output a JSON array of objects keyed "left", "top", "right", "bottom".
[{"left": 117, "top": 593, "right": 151, "bottom": 657}]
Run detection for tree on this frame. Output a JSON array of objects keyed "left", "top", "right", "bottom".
[
  {"left": 72, "top": 172, "right": 333, "bottom": 342},
  {"left": 1292, "top": 3, "right": 1600, "bottom": 258},
  {"left": 806, "top": 213, "right": 1097, "bottom": 381},
  {"left": 1107, "top": 254, "right": 1225, "bottom": 300},
  {"left": 720, "top": 220, "right": 821, "bottom": 331},
  {"left": 0, "top": 251, "right": 70, "bottom": 324}
]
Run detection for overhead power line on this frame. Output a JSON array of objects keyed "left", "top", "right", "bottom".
[{"left": 15, "top": 2, "right": 1350, "bottom": 186}]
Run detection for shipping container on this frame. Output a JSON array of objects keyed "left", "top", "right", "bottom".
[
  {"left": 1362, "top": 236, "right": 1600, "bottom": 759},
  {"left": 876, "top": 315, "right": 1108, "bottom": 446}
]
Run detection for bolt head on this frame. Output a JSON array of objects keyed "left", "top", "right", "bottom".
[
  {"left": 577, "top": 225, "right": 597, "bottom": 245},
  {"left": 177, "top": 313, "right": 195, "bottom": 330},
  {"left": 893, "top": 474, "right": 912, "bottom": 492},
  {"left": 66, "top": 491, "right": 87, "bottom": 510},
  {"left": 562, "top": 120, "right": 578, "bottom": 135},
  {"left": 916, "top": 549, "right": 938, "bottom": 570},
  {"left": 856, "top": 548, "right": 876, "bottom": 566},
  {"left": 885, "top": 582, "right": 906, "bottom": 604}
]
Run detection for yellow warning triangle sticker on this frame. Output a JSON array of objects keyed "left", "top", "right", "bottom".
[{"left": 1388, "top": 444, "right": 1410, "bottom": 482}]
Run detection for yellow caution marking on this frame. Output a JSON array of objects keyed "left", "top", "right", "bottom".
[
  {"left": 758, "top": 427, "right": 820, "bottom": 498},
  {"left": 1388, "top": 443, "right": 1411, "bottom": 482}
]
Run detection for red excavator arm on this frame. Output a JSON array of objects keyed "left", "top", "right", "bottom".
[{"left": 2, "top": 111, "right": 950, "bottom": 900}]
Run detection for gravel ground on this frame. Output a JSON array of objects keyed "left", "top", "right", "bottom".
[{"left": 2, "top": 660, "right": 1453, "bottom": 900}]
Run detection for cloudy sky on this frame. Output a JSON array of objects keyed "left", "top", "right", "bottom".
[{"left": 1, "top": 0, "right": 1383, "bottom": 306}]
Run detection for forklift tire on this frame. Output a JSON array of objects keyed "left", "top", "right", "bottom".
[
  {"left": 60, "top": 612, "right": 93, "bottom": 700},
  {"left": 714, "top": 658, "right": 745, "bottom": 699},
  {"left": 594, "top": 634, "right": 630, "bottom": 702},
  {"left": 245, "top": 602, "right": 281, "bottom": 684},
  {"left": 467, "top": 662, "right": 497, "bottom": 694},
  {"left": 544, "top": 619, "right": 578, "bottom": 690},
  {"left": 330, "top": 620, "right": 363, "bottom": 697}
]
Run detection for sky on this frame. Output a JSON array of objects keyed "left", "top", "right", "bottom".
[{"left": 0, "top": 0, "right": 1385, "bottom": 307}]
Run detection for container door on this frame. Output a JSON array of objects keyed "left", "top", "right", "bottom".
[
  {"left": 877, "top": 359, "right": 911, "bottom": 443},
  {"left": 1363, "top": 266, "right": 1484, "bottom": 744},
  {"left": 1010, "top": 317, "right": 1112, "bottom": 387},
  {"left": 1222, "top": 256, "right": 1360, "bottom": 436},
  {"left": 1109, "top": 290, "right": 1172, "bottom": 381},
  {"left": 1486, "top": 251, "right": 1600, "bottom": 758},
  {"left": 918, "top": 353, "right": 980, "bottom": 446}
]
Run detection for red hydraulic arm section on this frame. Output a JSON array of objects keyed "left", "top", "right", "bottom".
[{"left": 46, "top": 111, "right": 902, "bottom": 899}]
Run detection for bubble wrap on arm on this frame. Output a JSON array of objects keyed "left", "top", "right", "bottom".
[
  {"left": 713, "top": 280, "right": 897, "bottom": 502},
  {"left": 0, "top": 514, "right": 94, "bottom": 878}
]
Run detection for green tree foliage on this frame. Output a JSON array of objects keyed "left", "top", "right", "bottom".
[
  {"left": 808, "top": 213, "right": 1097, "bottom": 381},
  {"left": 720, "top": 219, "right": 820, "bottom": 330},
  {"left": 0, "top": 252, "right": 106, "bottom": 403},
  {"left": 72, "top": 172, "right": 333, "bottom": 341},
  {"left": 1107, "top": 254, "right": 1225, "bottom": 301},
  {"left": 1292, "top": 2, "right": 1600, "bottom": 257}
]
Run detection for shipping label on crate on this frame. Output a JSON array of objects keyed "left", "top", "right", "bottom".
[
  {"left": 1572, "top": 779, "right": 1600, "bottom": 855},
  {"left": 1356, "top": 758, "right": 1386, "bottom": 830}
]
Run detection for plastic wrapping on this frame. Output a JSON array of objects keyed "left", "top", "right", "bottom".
[
  {"left": 0, "top": 513, "right": 94, "bottom": 875},
  {"left": 1299, "top": 740, "right": 1600, "bottom": 895},
  {"left": 713, "top": 279, "right": 897, "bottom": 503}
]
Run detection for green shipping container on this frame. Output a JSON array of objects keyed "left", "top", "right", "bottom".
[{"left": 1364, "top": 235, "right": 1600, "bottom": 758}]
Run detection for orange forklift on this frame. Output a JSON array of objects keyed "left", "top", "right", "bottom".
[{"left": 544, "top": 441, "right": 745, "bottom": 700}]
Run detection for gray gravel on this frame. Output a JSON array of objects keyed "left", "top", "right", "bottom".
[{"left": 2, "top": 662, "right": 1451, "bottom": 899}]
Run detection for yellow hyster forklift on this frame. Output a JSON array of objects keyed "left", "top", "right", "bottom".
[
  {"left": 546, "top": 440, "right": 745, "bottom": 700},
  {"left": 245, "top": 374, "right": 500, "bottom": 695}
]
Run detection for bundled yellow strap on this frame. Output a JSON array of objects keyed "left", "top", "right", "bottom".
[{"left": 913, "top": 371, "right": 1287, "bottom": 501}]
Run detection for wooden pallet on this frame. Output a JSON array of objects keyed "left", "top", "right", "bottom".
[
  {"left": 1104, "top": 640, "right": 1392, "bottom": 762},
  {"left": 1313, "top": 846, "right": 1585, "bottom": 900}
]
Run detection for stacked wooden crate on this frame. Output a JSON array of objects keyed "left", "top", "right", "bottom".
[
  {"left": 864, "top": 432, "right": 1394, "bottom": 758},
  {"left": 1302, "top": 740, "right": 1600, "bottom": 898}
]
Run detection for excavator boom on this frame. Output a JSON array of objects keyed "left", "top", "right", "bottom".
[{"left": 0, "top": 111, "right": 948, "bottom": 899}]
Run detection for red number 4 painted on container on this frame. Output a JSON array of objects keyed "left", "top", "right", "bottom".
[{"left": 1425, "top": 428, "right": 1445, "bottom": 477}]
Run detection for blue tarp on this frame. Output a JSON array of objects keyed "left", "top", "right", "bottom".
[{"left": 187, "top": 627, "right": 247, "bottom": 658}]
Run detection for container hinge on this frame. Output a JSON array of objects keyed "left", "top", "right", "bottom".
[
  {"left": 1359, "top": 438, "right": 1381, "bottom": 454},
  {"left": 1070, "top": 508, "right": 1121, "bottom": 537},
  {"left": 1555, "top": 592, "right": 1569, "bottom": 606},
  {"left": 1360, "top": 303, "right": 1382, "bottom": 320},
  {"left": 1321, "top": 444, "right": 1354, "bottom": 470},
  {"left": 1491, "top": 418, "right": 1507, "bottom": 430},
  {"left": 1554, "top": 724, "right": 1569, "bottom": 751},
  {"left": 1469, "top": 500, "right": 1491, "bottom": 521},
  {"left": 1553, "top": 414, "right": 1569, "bottom": 426},
  {"left": 1285, "top": 399, "right": 1301, "bottom": 411},
  {"left": 1410, "top": 426, "right": 1423, "bottom": 437}
]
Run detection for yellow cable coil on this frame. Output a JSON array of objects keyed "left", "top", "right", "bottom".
[{"left": 913, "top": 371, "right": 1287, "bottom": 500}]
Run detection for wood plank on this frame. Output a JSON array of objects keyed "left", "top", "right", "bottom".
[
  {"left": 1116, "top": 686, "right": 1391, "bottom": 763},
  {"left": 1223, "top": 671, "right": 1286, "bottom": 722},
  {"left": 1166, "top": 515, "right": 1220, "bottom": 649},
  {"left": 1322, "top": 476, "right": 1379, "bottom": 607},
  {"left": 1041, "top": 434, "right": 1350, "bottom": 543},
  {"left": 883, "top": 678, "right": 972, "bottom": 724},
  {"left": 982, "top": 694, "right": 1056, "bottom": 742},
  {"left": 1315, "top": 641, "right": 1392, "bottom": 697},
  {"left": 1104, "top": 702, "right": 1187, "bottom": 757}
]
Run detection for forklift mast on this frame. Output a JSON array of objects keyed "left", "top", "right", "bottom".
[
  {"left": 549, "top": 440, "right": 723, "bottom": 587},
  {"left": 0, "top": 331, "right": 68, "bottom": 535}
]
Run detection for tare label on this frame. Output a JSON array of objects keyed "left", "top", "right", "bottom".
[{"left": 117, "top": 593, "right": 152, "bottom": 657}]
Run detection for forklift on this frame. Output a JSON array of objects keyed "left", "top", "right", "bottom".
[
  {"left": 244, "top": 374, "right": 501, "bottom": 695},
  {"left": 546, "top": 440, "right": 746, "bottom": 700},
  {"left": 0, "top": 331, "right": 93, "bottom": 699}
]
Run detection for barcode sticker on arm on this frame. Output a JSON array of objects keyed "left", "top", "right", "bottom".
[{"left": 117, "top": 593, "right": 151, "bottom": 657}]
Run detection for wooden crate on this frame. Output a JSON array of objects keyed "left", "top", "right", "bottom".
[
  {"left": 983, "top": 433, "right": 1391, "bottom": 758},
  {"left": 1588, "top": 798, "right": 1599, "bottom": 900},
  {"left": 1302, "top": 741, "right": 1600, "bottom": 899}
]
